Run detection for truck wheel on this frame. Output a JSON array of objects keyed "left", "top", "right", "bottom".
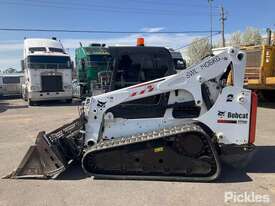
[
  {"left": 28, "top": 99, "right": 35, "bottom": 106},
  {"left": 65, "top": 99, "right": 72, "bottom": 104},
  {"left": 23, "top": 91, "right": 28, "bottom": 101},
  {"left": 22, "top": 93, "right": 27, "bottom": 101}
]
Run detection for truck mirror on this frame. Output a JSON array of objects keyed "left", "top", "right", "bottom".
[
  {"left": 71, "top": 61, "right": 74, "bottom": 68},
  {"left": 81, "top": 59, "right": 85, "bottom": 70},
  {"left": 67, "top": 61, "right": 73, "bottom": 69},
  {"left": 21, "top": 60, "right": 25, "bottom": 71}
]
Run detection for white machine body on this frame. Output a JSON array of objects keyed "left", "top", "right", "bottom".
[{"left": 83, "top": 48, "right": 253, "bottom": 147}]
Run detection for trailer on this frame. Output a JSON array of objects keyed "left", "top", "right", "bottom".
[{"left": 0, "top": 73, "right": 24, "bottom": 97}]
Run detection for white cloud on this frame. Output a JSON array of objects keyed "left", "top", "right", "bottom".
[
  {"left": 0, "top": 32, "right": 209, "bottom": 70},
  {"left": 141, "top": 27, "right": 165, "bottom": 33},
  {"left": 62, "top": 33, "right": 202, "bottom": 49},
  {"left": 0, "top": 33, "right": 206, "bottom": 53},
  {"left": 0, "top": 41, "right": 23, "bottom": 51}
]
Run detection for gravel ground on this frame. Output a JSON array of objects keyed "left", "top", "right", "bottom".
[{"left": 0, "top": 98, "right": 274, "bottom": 206}]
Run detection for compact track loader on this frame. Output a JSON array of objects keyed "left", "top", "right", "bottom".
[{"left": 6, "top": 47, "right": 257, "bottom": 181}]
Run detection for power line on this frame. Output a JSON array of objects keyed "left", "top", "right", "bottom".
[
  {"left": 20, "top": 0, "right": 182, "bottom": 13},
  {"left": 128, "top": 0, "right": 220, "bottom": 8},
  {"left": 0, "top": 0, "right": 220, "bottom": 16},
  {"left": 220, "top": 5, "right": 227, "bottom": 47},
  {"left": 0, "top": 28, "right": 221, "bottom": 34},
  {"left": 208, "top": 0, "right": 214, "bottom": 49},
  {"left": 27, "top": 0, "right": 220, "bottom": 9},
  {"left": 174, "top": 32, "right": 221, "bottom": 50}
]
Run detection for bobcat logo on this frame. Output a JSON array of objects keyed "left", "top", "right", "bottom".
[
  {"left": 97, "top": 100, "right": 107, "bottom": 108},
  {"left": 218, "top": 111, "right": 226, "bottom": 118}
]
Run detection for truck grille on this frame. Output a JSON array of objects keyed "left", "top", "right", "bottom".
[{"left": 41, "top": 75, "right": 63, "bottom": 92}]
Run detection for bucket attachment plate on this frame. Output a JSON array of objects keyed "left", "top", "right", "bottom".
[
  {"left": 4, "top": 117, "right": 85, "bottom": 179},
  {"left": 4, "top": 132, "right": 66, "bottom": 179}
]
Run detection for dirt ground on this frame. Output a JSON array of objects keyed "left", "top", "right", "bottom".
[{"left": 0, "top": 98, "right": 274, "bottom": 206}]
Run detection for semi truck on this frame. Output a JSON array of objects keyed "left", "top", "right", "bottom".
[
  {"left": 73, "top": 39, "right": 186, "bottom": 98},
  {"left": 21, "top": 38, "right": 73, "bottom": 105},
  {"left": 74, "top": 43, "right": 111, "bottom": 98},
  {"left": 73, "top": 39, "right": 176, "bottom": 97}
]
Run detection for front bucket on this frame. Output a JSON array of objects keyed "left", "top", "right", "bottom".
[{"left": 4, "top": 132, "right": 66, "bottom": 179}]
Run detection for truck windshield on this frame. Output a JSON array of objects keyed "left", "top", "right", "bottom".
[
  {"left": 27, "top": 56, "right": 71, "bottom": 69},
  {"left": 112, "top": 51, "right": 173, "bottom": 89},
  {"left": 89, "top": 55, "right": 111, "bottom": 63},
  {"left": 49, "top": 47, "right": 65, "bottom": 53},
  {"left": 29, "top": 47, "right": 46, "bottom": 52},
  {"left": 2, "top": 76, "right": 21, "bottom": 84}
]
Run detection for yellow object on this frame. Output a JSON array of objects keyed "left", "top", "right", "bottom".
[
  {"left": 266, "top": 77, "right": 275, "bottom": 85},
  {"left": 247, "top": 79, "right": 261, "bottom": 84},
  {"left": 154, "top": 147, "right": 164, "bottom": 153},
  {"left": 241, "top": 44, "right": 275, "bottom": 92}
]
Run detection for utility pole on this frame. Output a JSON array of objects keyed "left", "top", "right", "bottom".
[
  {"left": 208, "top": 0, "right": 213, "bottom": 49},
  {"left": 220, "top": 5, "right": 226, "bottom": 47}
]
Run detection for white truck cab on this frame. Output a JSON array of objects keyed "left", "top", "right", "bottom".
[{"left": 21, "top": 38, "right": 73, "bottom": 105}]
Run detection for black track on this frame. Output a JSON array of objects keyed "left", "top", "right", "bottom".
[{"left": 82, "top": 124, "right": 221, "bottom": 181}]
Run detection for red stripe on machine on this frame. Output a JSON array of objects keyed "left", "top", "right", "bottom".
[
  {"left": 217, "top": 119, "right": 237, "bottom": 124},
  {"left": 130, "top": 92, "right": 137, "bottom": 97},
  {"left": 249, "top": 92, "right": 258, "bottom": 144},
  {"left": 130, "top": 78, "right": 165, "bottom": 89},
  {"left": 139, "top": 90, "right": 145, "bottom": 95},
  {"left": 147, "top": 85, "right": 154, "bottom": 92}
]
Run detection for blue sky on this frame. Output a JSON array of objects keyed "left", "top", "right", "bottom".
[{"left": 0, "top": 0, "right": 274, "bottom": 71}]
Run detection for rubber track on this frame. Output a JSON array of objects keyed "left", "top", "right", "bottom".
[{"left": 82, "top": 124, "right": 221, "bottom": 181}]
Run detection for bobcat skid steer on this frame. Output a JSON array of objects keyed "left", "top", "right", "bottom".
[{"left": 5, "top": 47, "right": 257, "bottom": 181}]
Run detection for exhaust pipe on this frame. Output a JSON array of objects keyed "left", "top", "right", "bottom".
[{"left": 266, "top": 28, "right": 272, "bottom": 46}]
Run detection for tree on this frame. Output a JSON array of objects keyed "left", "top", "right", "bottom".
[
  {"left": 229, "top": 31, "right": 242, "bottom": 47},
  {"left": 186, "top": 38, "right": 211, "bottom": 65},
  {"left": 241, "top": 27, "right": 262, "bottom": 46},
  {"left": 3, "top": 67, "right": 17, "bottom": 74},
  {"left": 212, "top": 39, "right": 224, "bottom": 48}
]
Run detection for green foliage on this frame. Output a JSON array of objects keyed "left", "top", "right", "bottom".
[
  {"left": 241, "top": 27, "right": 262, "bottom": 46},
  {"left": 229, "top": 31, "right": 242, "bottom": 47},
  {"left": 229, "top": 27, "right": 262, "bottom": 47}
]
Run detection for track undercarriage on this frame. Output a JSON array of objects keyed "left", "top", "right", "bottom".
[{"left": 82, "top": 124, "right": 221, "bottom": 181}]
